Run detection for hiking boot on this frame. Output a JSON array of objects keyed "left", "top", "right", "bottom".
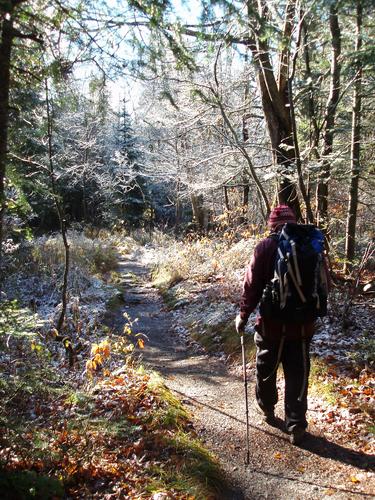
[
  {"left": 263, "top": 409, "right": 277, "bottom": 426},
  {"left": 289, "top": 426, "right": 305, "bottom": 445}
]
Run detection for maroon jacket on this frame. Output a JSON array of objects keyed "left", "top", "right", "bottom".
[{"left": 239, "top": 235, "right": 316, "bottom": 338}]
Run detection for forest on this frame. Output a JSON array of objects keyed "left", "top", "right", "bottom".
[{"left": 0, "top": 0, "right": 374, "bottom": 498}]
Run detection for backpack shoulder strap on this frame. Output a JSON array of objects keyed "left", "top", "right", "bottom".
[{"left": 268, "top": 232, "right": 279, "bottom": 242}]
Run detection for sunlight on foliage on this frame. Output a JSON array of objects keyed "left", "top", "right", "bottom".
[
  {"left": 310, "top": 358, "right": 338, "bottom": 405},
  {"left": 0, "top": 300, "right": 42, "bottom": 341},
  {"left": 31, "top": 230, "right": 119, "bottom": 276},
  {"left": 86, "top": 339, "right": 111, "bottom": 376},
  {"left": 151, "top": 233, "right": 257, "bottom": 303}
]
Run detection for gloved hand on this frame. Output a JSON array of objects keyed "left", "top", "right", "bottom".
[{"left": 235, "top": 314, "right": 246, "bottom": 334}]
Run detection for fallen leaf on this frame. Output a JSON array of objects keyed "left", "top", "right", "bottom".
[
  {"left": 325, "top": 488, "right": 335, "bottom": 496},
  {"left": 350, "top": 476, "right": 360, "bottom": 483},
  {"left": 138, "top": 339, "right": 145, "bottom": 349},
  {"left": 274, "top": 452, "right": 282, "bottom": 459}
]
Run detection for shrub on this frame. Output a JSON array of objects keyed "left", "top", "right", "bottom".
[{"left": 151, "top": 234, "right": 257, "bottom": 302}]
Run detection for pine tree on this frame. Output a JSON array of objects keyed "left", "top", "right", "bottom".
[{"left": 117, "top": 102, "right": 147, "bottom": 227}]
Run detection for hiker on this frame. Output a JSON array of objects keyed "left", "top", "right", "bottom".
[{"left": 235, "top": 205, "right": 329, "bottom": 445}]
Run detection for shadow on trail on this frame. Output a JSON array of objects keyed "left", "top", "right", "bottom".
[
  {"left": 301, "top": 433, "right": 375, "bottom": 471},
  {"left": 173, "top": 389, "right": 375, "bottom": 474},
  {"left": 248, "top": 467, "right": 374, "bottom": 498},
  {"left": 143, "top": 354, "right": 229, "bottom": 386}
]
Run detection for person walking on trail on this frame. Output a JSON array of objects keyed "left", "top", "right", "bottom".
[{"left": 235, "top": 205, "right": 329, "bottom": 445}]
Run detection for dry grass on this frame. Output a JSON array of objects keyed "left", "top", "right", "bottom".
[
  {"left": 151, "top": 234, "right": 258, "bottom": 301},
  {"left": 31, "top": 230, "right": 121, "bottom": 276},
  {"left": 131, "top": 228, "right": 175, "bottom": 247}
]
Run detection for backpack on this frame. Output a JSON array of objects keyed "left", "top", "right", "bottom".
[{"left": 259, "top": 223, "right": 328, "bottom": 324}]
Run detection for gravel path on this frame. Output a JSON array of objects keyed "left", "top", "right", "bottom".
[{"left": 111, "top": 251, "right": 375, "bottom": 500}]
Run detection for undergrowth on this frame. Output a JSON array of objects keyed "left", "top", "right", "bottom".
[
  {"left": 0, "top": 232, "right": 225, "bottom": 499},
  {"left": 151, "top": 234, "right": 258, "bottom": 301},
  {"left": 310, "top": 358, "right": 339, "bottom": 405},
  {"left": 0, "top": 332, "right": 222, "bottom": 498},
  {"left": 31, "top": 230, "right": 120, "bottom": 276}
]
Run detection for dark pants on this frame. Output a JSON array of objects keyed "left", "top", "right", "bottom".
[{"left": 254, "top": 332, "right": 311, "bottom": 432}]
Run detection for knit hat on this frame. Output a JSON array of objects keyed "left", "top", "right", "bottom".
[{"left": 268, "top": 205, "right": 296, "bottom": 229}]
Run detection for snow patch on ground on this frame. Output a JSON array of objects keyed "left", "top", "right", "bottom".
[{"left": 3, "top": 249, "right": 119, "bottom": 331}]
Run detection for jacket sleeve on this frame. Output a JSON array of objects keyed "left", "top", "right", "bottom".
[{"left": 240, "top": 239, "right": 274, "bottom": 321}]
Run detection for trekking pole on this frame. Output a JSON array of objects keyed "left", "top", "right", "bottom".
[{"left": 240, "top": 333, "right": 250, "bottom": 465}]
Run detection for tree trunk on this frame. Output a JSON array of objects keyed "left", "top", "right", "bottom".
[
  {"left": 0, "top": 15, "right": 14, "bottom": 271},
  {"left": 223, "top": 185, "right": 230, "bottom": 211},
  {"left": 243, "top": 183, "right": 249, "bottom": 210},
  {"left": 344, "top": 0, "right": 362, "bottom": 274},
  {"left": 191, "top": 193, "right": 205, "bottom": 229},
  {"left": 45, "top": 80, "right": 70, "bottom": 336},
  {"left": 175, "top": 179, "right": 182, "bottom": 233},
  {"left": 242, "top": 100, "right": 250, "bottom": 221},
  {"left": 316, "top": 3, "right": 341, "bottom": 230},
  {"left": 247, "top": 0, "right": 301, "bottom": 219},
  {"left": 288, "top": 77, "right": 315, "bottom": 223},
  {"left": 302, "top": 19, "right": 320, "bottom": 160}
]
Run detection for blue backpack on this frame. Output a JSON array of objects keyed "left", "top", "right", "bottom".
[{"left": 259, "top": 223, "right": 328, "bottom": 323}]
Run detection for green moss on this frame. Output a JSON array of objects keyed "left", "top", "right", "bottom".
[
  {"left": 309, "top": 358, "right": 338, "bottom": 405},
  {"left": 121, "top": 272, "right": 139, "bottom": 284},
  {"left": 220, "top": 324, "right": 255, "bottom": 358},
  {"left": 148, "top": 431, "right": 225, "bottom": 499},
  {"left": 160, "top": 288, "right": 179, "bottom": 308},
  {"left": 66, "top": 417, "right": 138, "bottom": 440},
  {"left": 147, "top": 372, "right": 189, "bottom": 429},
  {"left": 192, "top": 330, "right": 216, "bottom": 352},
  {"left": 0, "top": 300, "right": 41, "bottom": 341},
  {"left": 107, "top": 270, "right": 123, "bottom": 284},
  {"left": 64, "top": 390, "right": 93, "bottom": 408}
]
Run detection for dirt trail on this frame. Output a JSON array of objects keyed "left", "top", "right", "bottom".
[{"left": 111, "top": 250, "right": 375, "bottom": 500}]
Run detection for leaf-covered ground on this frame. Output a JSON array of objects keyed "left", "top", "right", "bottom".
[
  {"left": 0, "top": 357, "right": 222, "bottom": 498},
  {"left": 0, "top": 233, "right": 225, "bottom": 499}
]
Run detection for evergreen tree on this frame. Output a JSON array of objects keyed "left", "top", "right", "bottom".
[{"left": 117, "top": 101, "right": 147, "bottom": 227}]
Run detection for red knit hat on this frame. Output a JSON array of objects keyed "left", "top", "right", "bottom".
[{"left": 268, "top": 205, "right": 296, "bottom": 229}]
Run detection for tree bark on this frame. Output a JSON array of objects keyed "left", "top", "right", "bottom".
[
  {"left": 223, "top": 185, "right": 230, "bottom": 211},
  {"left": 0, "top": 15, "right": 14, "bottom": 271},
  {"left": 344, "top": 0, "right": 362, "bottom": 273},
  {"left": 242, "top": 182, "right": 249, "bottom": 210},
  {"left": 191, "top": 193, "right": 206, "bottom": 229},
  {"left": 175, "top": 179, "right": 182, "bottom": 233},
  {"left": 316, "top": 3, "right": 341, "bottom": 230},
  {"left": 302, "top": 19, "right": 320, "bottom": 160},
  {"left": 247, "top": 0, "right": 301, "bottom": 219}
]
